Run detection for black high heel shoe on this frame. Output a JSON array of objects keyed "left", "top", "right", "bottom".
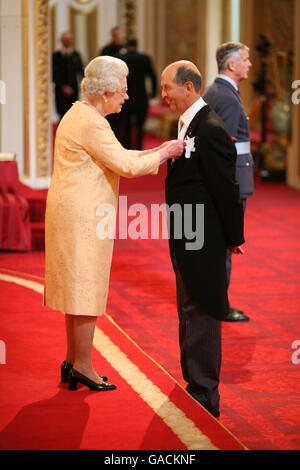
[
  {"left": 69, "top": 368, "right": 116, "bottom": 391},
  {"left": 61, "top": 360, "right": 108, "bottom": 384}
]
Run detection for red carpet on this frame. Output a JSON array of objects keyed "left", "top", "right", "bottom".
[
  {"left": 2, "top": 132, "right": 300, "bottom": 449},
  {"left": 109, "top": 176, "right": 300, "bottom": 450},
  {"left": 0, "top": 270, "right": 244, "bottom": 450}
]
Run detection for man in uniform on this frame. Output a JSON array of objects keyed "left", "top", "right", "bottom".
[{"left": 203, "top": 42, "right": 253, "bottom": 322}]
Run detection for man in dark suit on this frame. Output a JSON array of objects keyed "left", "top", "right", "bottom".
[
  {"left": 120, "top": 38, "right": 157, "bottom": 150},
  {"left": 52, "top": 32, "right": 84, "bottom": 119},
  {"left": 203, "top": 42, "right": 253, "bottom": 322},
  {"left": 99, "top": 27, "right": 126, "bottom": 139},
  {"left": 161, "top": 61, "right": 245, "bottom": 417},
  {"left": 99, "top": 26, "right": 125, "bottom": 57}
]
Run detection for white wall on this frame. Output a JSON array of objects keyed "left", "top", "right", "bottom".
[
  {"left": 50, "top": 0, "right": 118, "bottom": 53},
  {"left": 0, "top": 0, "right": 24, "bottom": 174}
]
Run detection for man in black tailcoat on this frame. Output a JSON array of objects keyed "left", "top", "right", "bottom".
[
  {"left": 52, "top": 32, "right": 84, "bottom": 119},
  {"left": 99, "top": 27, "right": 126, "bottom": 139},
  {"left": 120, "top": 38, "right": 157, "bottom": 150},
  {"left": 99, "top": 26, "right": 125, "bottom": 57},
  {"left": 161, "top": 61, "right": 245, "bottom": 417}
]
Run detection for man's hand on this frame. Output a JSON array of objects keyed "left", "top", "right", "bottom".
[{"left": 229, "top": 246, "right": 244, "bottom": 254}]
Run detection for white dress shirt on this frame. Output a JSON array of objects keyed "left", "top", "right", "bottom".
[
  {"left": 61, "top": 47, "right": 74, "bottom": 56},
  {"left": 177, "top": 97, "right": 207, "bottom": 140}
]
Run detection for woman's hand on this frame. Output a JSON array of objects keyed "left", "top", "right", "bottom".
[
  {"left": 137, "top": 140, "right": 172, "bottom": 157},
  {"left": 155, "top": 141, "right": 171, "bottom": 151},
  {"left": 159, "top": 140, "right": 185, "bottom": 165}
]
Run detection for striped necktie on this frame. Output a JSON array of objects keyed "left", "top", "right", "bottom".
[{"left": 178, "top": 119, "right": 185, "bottom": 140}]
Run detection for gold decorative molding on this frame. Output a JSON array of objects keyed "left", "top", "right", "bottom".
[
  {"left": 125, "top": 0, "right": 137, "bottom": 41},
  {"left": 51, "top": 4, "right": 56, "bottom": 54},
  {"left": 22, "top": 0, "right": 29, "bottom": 177},
  {"left": 34, "top": 0, "right": 51, "bottom": 177}
]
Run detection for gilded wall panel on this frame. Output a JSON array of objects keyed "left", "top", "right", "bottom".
[
  {"left": 165, "top": 0, "right": 198, "bottom": 64},
  {"left": 164, "top": 0, "right": 206, "bottom": 77},
  {"left": 35, "top": 0, "right": 51, "bottom": 177},
  {"left": 119, "top": 0, "right": 137, "bottom": 42}
]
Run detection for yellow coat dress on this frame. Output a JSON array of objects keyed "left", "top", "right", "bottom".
[{"left": 44, "top": 101, "right": 160, "bottom": 316}]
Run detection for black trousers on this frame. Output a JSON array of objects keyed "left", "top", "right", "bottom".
[
  {"left": 226, "top": 198, "right": 246, "bottom": 290},
  {"left": 175, "top": 265, "right": 222, "bottom": 413},
  {"left": 121, "top": 108, "right": 148, "bottom": 150},
  {"left": 107, "top": 113, "right": 122, "bottom": 140},
  {"left": 55, "top": 93, "right": 77, "bottom": 119}
]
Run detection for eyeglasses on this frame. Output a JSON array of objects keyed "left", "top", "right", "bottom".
[{"left": 116, "top": 87, "right": 128, "bottom": 97}]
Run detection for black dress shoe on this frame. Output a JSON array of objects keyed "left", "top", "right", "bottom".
[
  {"left": 230, "top": 307, "right": 244, "bottom": 314},
  {"left": 202, "top": 404, "right": 220, "bottom": 418},
  {"left": 69, "top": 368, "right": 116, "bottom": 391},
  {"left": 186, "top": 385, "right": 220, "bottom": 418},
  {"left": 61, "top": 360, "right": 108, "bottom": 384},
  {"left": 224, "top": 308, "right": 250, "bottom": 322}
]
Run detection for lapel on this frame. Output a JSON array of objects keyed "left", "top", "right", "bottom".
[{"left": 166, "top": 105, "right": 210, "bottom": 178}]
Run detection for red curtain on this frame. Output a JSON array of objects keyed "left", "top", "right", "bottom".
[{"left": 0, "top": 161, "right": 32, "bottom": 251}]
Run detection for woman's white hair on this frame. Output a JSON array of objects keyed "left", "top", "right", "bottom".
[{"left": 81, "top": 56, "right": 128, "bottom": 100}]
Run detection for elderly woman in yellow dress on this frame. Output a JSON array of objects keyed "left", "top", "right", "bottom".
[{"left": 44, "top": 56, "right": 184, "bottom": 392}]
